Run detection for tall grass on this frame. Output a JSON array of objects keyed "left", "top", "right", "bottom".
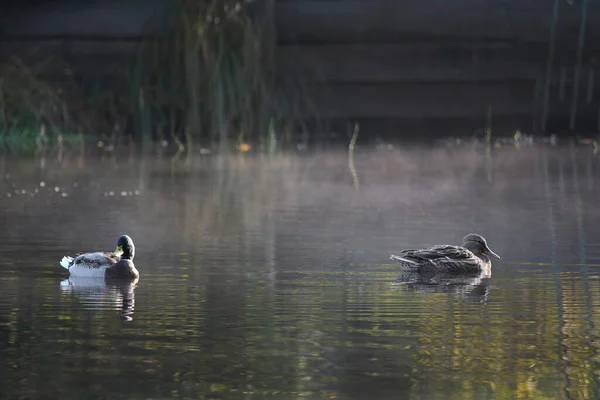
[
  {"left": 0, "top": 53, "right": 143, "bottom": 153},
  {"left": 134, "top": 0, "right": 315, "bottom": 152},
  {"left": 0, "top": 57, "right": 96, "bottom": 152},
  {"left": 0, "top": 57, "right": 74, "bottom": 134}
]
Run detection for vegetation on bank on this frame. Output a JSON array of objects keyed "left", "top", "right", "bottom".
[
  {"left": 0, "top": 0, "right": 315, "bottom": 154},
  {"left": 0, "top": 51, "right": 127, "bottom": 153},
  {"left": 135, "top": 0, "right": 314, "bottom": 152},
  {"left": 0, "top": 128, "right": 87, "bottom": 153},
  {"left": 0, "top": 58, "right": 84, "bottom": 152}
]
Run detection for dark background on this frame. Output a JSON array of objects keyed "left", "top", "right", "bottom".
[{"left": 1, "top": 0, "right": 600, "bottom": 140}]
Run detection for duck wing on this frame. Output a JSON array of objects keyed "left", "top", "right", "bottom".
[
  {"left": 72, "top": 251, "right": 119, "bottom": 267},
  {"left": 398, "top": 245, "right": 473, "bottom": 262},
  {"left": 393, "top": 244, "right": 484, "bottom": 274}
]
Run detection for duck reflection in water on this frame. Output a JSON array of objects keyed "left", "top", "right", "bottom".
[
  {"left": 60, "top": 275, "right": 138, "bottom": 321},
  {"left": 392, "top": 270, "right": 492, "bottom": 303}
]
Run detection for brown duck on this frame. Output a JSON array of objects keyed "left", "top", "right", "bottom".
[{"left": 390, "top": 233, "right": 500, "bottom": 274}]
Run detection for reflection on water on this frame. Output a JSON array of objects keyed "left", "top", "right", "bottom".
[
  {"left": 0, "top": 145, "right": 600, "bottom": 399},
  {"left": 393, "top": 271, "right": 492, "bottom": 303},
  {"left": 60, "top": 277, "right": 137, "bottom": 321}
]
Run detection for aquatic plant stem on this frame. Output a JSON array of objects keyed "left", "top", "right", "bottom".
[
  {"left": 0, "top": 78, "right": 6, "bottom": 131},
  {"left": 348, "top": 122, "right": 359, "bottom": 189},
  {"left": 485, "top": 105, "right": 492, "bottom": 182},
  {"left": 569, "top": 0, "right": 590, "bottom": 130},
  {"left": 139, "top": 87, "right": 152, "bottom": 154},
  {"left": 542, "top": 0, "right": 561, "bottom": 133}
]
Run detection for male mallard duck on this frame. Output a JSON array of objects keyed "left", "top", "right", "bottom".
[
  {"left": 60, "top": 235, "right": 139, "bottom": 279},
  {"left": 390, "top": 233, "right": 500, "bottom": 274}
]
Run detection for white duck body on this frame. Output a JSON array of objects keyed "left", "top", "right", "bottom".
[{"left": 60, "top": 252, "right": 118, "bottom": 278}]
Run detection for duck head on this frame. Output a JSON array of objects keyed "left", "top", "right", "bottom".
[
  {"left": 113, "top": 235, "right": 135, "bottom": 260},
  {"left": 462, "top": 233, "right": 500, "bottom": 260}
]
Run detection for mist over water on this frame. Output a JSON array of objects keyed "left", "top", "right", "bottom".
[{"left": 1, "top": 144, "right": 599, "bottom": 399}]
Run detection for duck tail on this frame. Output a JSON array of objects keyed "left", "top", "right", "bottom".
[
  {"left": 60, "top": 256, "right": 73, "bottom": 270},
  {"left": 390, "top": 254, "right": 418, "bottom": 264}
]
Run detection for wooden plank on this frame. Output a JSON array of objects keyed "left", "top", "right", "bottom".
[
  {"left": 3, "top": 0, "right": 168, "bottom": 36},
  {"left": 0, "top": 40, "right": 142, "bottom": 60},
  {"left": 0, "top": 50, "right": 132, "bottom": 78},
  {"left": 276, "top": 0, "right": 598, "bottom": 43},
  {"left": 320, "top": 115, "right": 533, "bottom": 138},
  {"left": 275, "top": 0, "right": 563, "bottom": 12},
  {"left": 310, "top": 82, "right": 536, "bottom": 119},
  {"left": 280, "top": 44, "right": 546, "bottom": 82},
  {"left": 0, "top": 39, "right": 138, "bottom": 78},
  {"left": 0, "top": 62, "right": 131, "bottom": 79}
]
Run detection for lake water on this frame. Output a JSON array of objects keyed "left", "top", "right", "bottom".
[{"left": 1, "top": 144, "right": 600, "bottom": 399}]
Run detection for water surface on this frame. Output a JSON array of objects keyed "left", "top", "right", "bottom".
[{"left": 1, "top": 145, "right": 600, "bottom": 399}]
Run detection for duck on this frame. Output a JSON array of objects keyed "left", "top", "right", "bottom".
[
  {"left": 60, "top": 235, "right": 139, "bottom": 279},
  {"left": 390, "top": 233, "right": 500, "bottom": 274}
]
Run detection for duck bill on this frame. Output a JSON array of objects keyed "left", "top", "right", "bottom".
[
  {"left": 485, "top": 248, "right": 501, "bottom": 259},
  {"left": 113, "top": 245, "right": 124, "bottom": 258}
]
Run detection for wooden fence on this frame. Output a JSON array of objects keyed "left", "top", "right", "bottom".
[{"left": 1, "top": 0, "right": 600, "bottom": 137}]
